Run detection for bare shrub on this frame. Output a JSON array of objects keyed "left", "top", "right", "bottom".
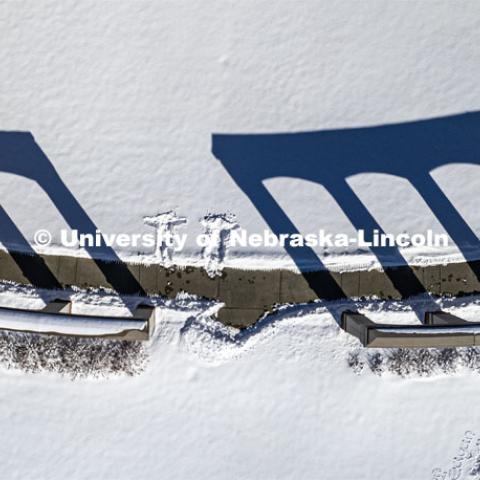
[
  {"left": 367, "top": 352, "right": 384, "bottom": 375},
  {"left": 436, "top": 348, "right": 459, "bottom": 374},
  {"left": 413, "top": 348, "right": 438, "bottom": 377},
  {"left": 347, "top": 351, "right": 364, "bottom": 375},
  {"left": 459, "top": 347, "right": 480, "bottom": 372},
  {"left": 348, "top": 346, "right": 480, "bottom": 377},
  {"left": 386, "top": 348, "right": 415, "bottom": 377},
  {"left": 0, "top": 331, "right": 147, "bottom": 379}
]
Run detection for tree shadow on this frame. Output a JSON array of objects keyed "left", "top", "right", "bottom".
[{"left": 212, "top": 112, "right": 480, "bottom": 309}]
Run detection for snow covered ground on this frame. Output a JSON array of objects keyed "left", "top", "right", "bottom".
[
  {"left": 0, "top": 283, "right": 479, "bottom": 479},
  {"left": 2, "top": 2, "right": 480, "bottom": 479},
  {"left": 1, "top": 1, "right": 480, "bottom": 271}
]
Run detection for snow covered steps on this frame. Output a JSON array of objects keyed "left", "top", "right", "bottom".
[
  {"left": 341, "top": 311, "right": 480, "bottom": 348},
  {"left": 0, "top": 300, "right": 155, "bottom": 341}
]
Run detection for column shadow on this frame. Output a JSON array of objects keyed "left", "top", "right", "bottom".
[
  {"left": 212, "top": 111, "right": 480, "bottom": 307},
  {"left": 0, "top": 131, "right": 144, "bottom": 296}
]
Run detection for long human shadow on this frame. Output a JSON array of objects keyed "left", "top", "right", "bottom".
[
  {"left": 0, "top": 131, "right": 145, "bottom": 296},
  {"left": 212, "top": 112, "right": 480, "bottom": 303}
]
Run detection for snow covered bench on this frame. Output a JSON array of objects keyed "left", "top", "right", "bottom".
[
  {"left": 0, "top": 300, "right": 155, "bottom": 341},
  {"left": 341, "top": 311, "right": 480, "bottom": 348}
]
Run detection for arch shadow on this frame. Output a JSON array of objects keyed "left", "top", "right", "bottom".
[
  {"left": 0, "top": 131, "right": 144, "bottom": 296},
  {"left": 212, "top": 112, "right": 480, "bottom": 302}
]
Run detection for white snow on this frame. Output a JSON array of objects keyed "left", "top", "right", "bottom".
[
  {"left": 0, "top": 307, "right": 148, "bottom": 337},
  {"left": 0, "top": 282, "right": 477, "bottom": 478},
  {"left": 143, "top": 211, "right": 187, "bottom": 265},
  {"left": 1, "top": 3, "right": 480, "bottom": 479},
  {"left": 200, "top": 212, "right": 238, "bottom": 277},
  {"left": 1, "top": 1, "right": 480, "bottom": 270},
  {"left": 376, "top": 326, "right": 480, "bottom": 334}
]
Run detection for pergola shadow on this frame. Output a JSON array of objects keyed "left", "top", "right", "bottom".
[
  {"left": 0, "top": 132, "right": 144, "bottom": 297},
  {"left": 212, "top": 112, "right": 480, "bottom": 309}
]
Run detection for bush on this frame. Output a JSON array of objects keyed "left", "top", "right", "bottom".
[{"left": 0, "top": 331, "right": 147, "bottom": 379}]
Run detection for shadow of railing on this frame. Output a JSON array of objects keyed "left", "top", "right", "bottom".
[{"left": 212, "top": 112, "right": 480, "bottom": 305}]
